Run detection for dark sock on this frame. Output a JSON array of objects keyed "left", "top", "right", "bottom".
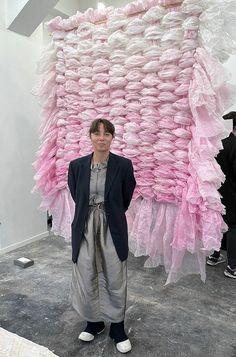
[
  {"left": 109, "top": 321, "right": 128, "bottom": 343},
  {"left": 212, "top": 251, "right": 220, "bottom": 259},
  {"left": 85, "top": 321, "right": 105, "bottom": 335}
]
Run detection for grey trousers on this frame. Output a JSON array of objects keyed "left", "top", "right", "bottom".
[{"left": 71, "top": 205, "right": 127, "bottom": 322}]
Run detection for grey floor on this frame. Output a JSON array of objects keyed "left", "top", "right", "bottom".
[{"left": 0, "top": 234, "right": 236, "bottom": 357}]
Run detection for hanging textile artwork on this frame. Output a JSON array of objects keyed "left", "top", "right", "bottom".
[{"left": 33, "top": 0, "right": 236, "bottom": 283}]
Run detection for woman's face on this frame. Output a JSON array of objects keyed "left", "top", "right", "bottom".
[{"left": 90, "top": 123, "right": 113, "bottom": 153}]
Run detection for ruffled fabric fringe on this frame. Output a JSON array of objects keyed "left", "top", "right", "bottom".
[{"left": 128, "top": 46, "right": 236, "bottom": 283}]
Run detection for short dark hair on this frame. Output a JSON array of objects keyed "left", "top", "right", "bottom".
[
  {"left": 89, "top": 119, "right": 115, "bottom": 137},
  {"left": 233, "top": 118, "right": 236, "bottom": 131}
]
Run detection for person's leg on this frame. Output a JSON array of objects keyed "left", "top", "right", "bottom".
[
  {"left": 207, "top": 232, "right": 227, "bottom": 266},
  {"left": 99, "top": 215, "right": 127, "bottom": 323},
  {"left": 109, "top": 320, "right": 127, "bottom": 342},
  {"left": 71, "top": 236, "right": 100, "bottom": 321},
  {"left": 224, "top": 225, "right": 236, "bottom": 279},
  {"left": 83, "top": 321, "right": 105, "bottom": 334},
  {"left": 206, "top": 250, "right": 225, "bottom": 266},
  {"left": 109, "top": 321, "right": 131, "bottom": 353},
  {"left": 221, "top": 232, "right": 227, "bottom": 251},
  {"left": 99, "top": 218, "right": 131, "bottom": 352},
  {"left": 211, "top": 251, "right": 220, "bottom": 259},
  {"left": 71, "top": 208, "right": 105, "bottom": 341},
  {"left": 78, "top": 321, "right": 105, "bottom": 342},
  {"left": 226, "top": 225, "right": 236, "bottom": 268}
]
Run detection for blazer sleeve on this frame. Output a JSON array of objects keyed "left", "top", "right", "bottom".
[
  {"left": 122, "top": 160, "right": 136, "bottom": 211},
  {"left": 233, "top": 145, "right": 236, "bottom": 177},
  {"left": 68, "top": 161, "right": 76, "bottom": 202}
]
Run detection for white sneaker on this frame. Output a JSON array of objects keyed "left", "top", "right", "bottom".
[
  {"left": 78, "top": 331, "right": 95, "bottom": 342},
  {"left": 78, "top": 326, "right": 105, "bottom": 342},
  {"left": 116, "top": 339, "right": 132, "bottom": 353}
]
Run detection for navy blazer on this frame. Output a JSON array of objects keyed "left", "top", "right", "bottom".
[{"left": 68, "top": 152, "right": 136, "bottom": 263}]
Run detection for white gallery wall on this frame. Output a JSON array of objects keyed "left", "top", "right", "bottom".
[
  {"left": 0, "top": 3, "right": 47, "bottom": 252},
  {"left": 0, "top": 0, "right": 235, "bottom": 252}
]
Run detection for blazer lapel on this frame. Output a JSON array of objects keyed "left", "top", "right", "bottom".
[{"left": 105, "top": 152, "right": 119, "bottom": 198}]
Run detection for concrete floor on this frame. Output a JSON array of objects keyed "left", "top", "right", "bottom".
[{"left": 0, "top": 234, "right": 236, "bottom": 357}]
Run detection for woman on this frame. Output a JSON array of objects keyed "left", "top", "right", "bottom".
[{"left": 68, "top": 119, "right": 136, "bottom": 353}]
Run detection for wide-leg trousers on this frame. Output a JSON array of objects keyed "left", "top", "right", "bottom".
[{"left": 71, "top": 204, "right": 127, "bottom": 322}]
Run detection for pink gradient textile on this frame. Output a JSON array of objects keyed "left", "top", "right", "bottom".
[{"left": 33, "top": 0, "right": 236, "bottom": 283}]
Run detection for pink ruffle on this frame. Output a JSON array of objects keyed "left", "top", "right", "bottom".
[
  {"left": 170, "top": 48, "right": 233, "bottom": 256},
  {"left": 47, "top": 0, "right": 170, "bottom": 32},
  {"left": 58, "top": 1, "right": 184, "bottom": 31}
]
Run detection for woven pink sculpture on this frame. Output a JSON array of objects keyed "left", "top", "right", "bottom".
[{"left": 33, "top": 0, "right": 236, "bottom": 283}]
